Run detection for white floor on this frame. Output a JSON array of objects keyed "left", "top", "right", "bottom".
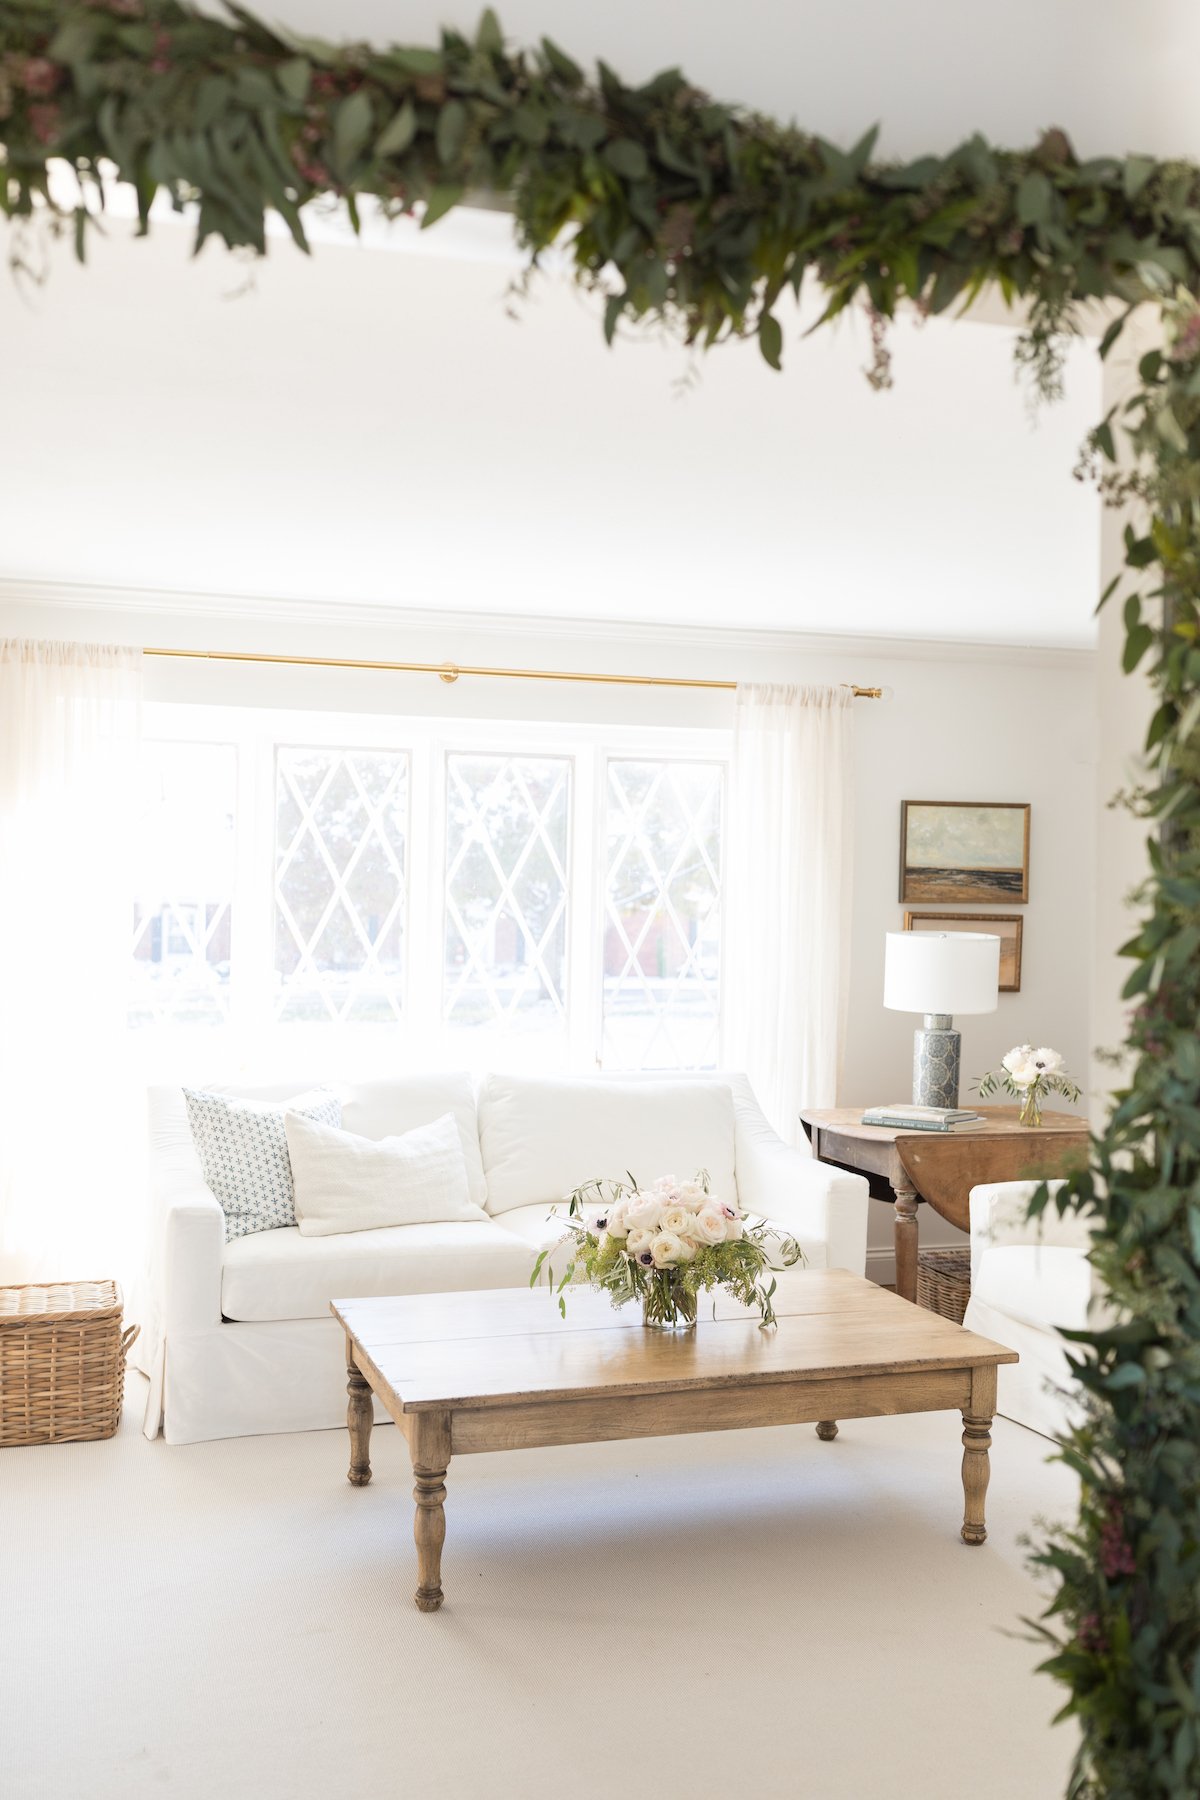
[{"left": 5, "top": 1382, "right": 1078, "bottom": 1800}]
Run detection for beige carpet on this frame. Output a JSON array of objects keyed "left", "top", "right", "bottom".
[{"left": 4, "top": 1380, "right": 1078, "bottom": 1800}]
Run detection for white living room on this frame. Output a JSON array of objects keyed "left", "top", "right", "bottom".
[{"left": 3, "top": 5, "right": 1196, "bottom": 1800}]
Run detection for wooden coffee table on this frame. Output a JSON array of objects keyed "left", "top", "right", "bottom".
[{"left": 332, "top": 1269, "right": 1017, "bottom": 1611}]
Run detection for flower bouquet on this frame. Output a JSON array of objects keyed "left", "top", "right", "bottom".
[
  {"left": 530, "top": 1170, "right": 803, "bottom": 1330},
  {"left": 975, "top": 1043, "right": 1081, "bottom": 1128}
]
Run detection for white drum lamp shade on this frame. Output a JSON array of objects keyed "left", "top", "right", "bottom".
[{"left": 883, "top": 932, "right": 1001, "bottom": 1017}]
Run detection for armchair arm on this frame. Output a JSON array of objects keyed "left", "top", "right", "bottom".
[
  {"left": 968, "top": 1180, "right": 1094, "bottom": 1284},
  {"left": 735, "top": 1110, "right": 869, "bottom": 1275}
]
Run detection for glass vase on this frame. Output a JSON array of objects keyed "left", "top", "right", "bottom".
[
  {"left": 641, "top": 1273, "right": 698, "bottom": 1331},
  {"left": 1018, "top": 1085, "right": 1043, "bottom": 1128}
]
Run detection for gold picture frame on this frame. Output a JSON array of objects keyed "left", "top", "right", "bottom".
[
  {"left": 899, "top": 800, "right": 1030, "bottom": 905},
  {"left": 903, "top": 910, "right": 1024, "bottom": 993}
]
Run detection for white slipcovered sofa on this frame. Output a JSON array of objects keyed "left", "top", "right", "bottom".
[
  {"left": 962, "top": 1179, "right": 1101, "bottom": 1440},
  {"left": 140, "top": 1071, "right": 870, "bottom": 1444}
]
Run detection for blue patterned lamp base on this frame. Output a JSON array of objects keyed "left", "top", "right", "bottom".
[{"left": 913, "top": 1013, "right": 961, "bottom": 1110}]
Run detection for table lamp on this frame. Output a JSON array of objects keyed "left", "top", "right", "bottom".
[{"left": 883, "top": 931, "right": 1000, "bottom": 1109}]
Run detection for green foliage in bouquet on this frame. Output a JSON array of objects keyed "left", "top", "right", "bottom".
[{"left": 4, "top": 6, "right": 1200, "bottom": 1791}]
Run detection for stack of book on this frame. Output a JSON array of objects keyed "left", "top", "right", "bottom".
[{"left": 860, "top": 1104, "right": 985, "bottom": 1132}]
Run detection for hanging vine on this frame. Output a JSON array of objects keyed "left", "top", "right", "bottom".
[{"left": 2, "top": 5, "right": 1200, "bottom": 1794}]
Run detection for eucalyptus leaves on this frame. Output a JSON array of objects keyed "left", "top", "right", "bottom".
[
  {"left": 3, "top": 1, "right": 1200, "bottom": 401},
  {"left": 3, "top": 6, "right": 1200, "bottom": 1793}
]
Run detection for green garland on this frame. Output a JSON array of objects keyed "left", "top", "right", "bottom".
[{"left": 3, "top": 5, "right": 1200, "bottom": 1794}]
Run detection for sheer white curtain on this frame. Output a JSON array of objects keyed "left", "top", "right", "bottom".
[
  {"left": 725, "top": 683, "right": 855, "bottom": 1141},
  {"left": 0, "top": 640, "right": 142, "bottom": 1282}
]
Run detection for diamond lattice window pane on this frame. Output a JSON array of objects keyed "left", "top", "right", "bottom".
[
  {"left": 602, "top": 759, "right": 723, "bottom": 1070},
  {"left": 443, "top": 754, "right": 570, "bottom": 1033},
  {"left": 274, "top": 748, "right": 409, "bottom": 1024},
  {"left": 130, "top": 741, "right": 237, "bottom": 1028}
]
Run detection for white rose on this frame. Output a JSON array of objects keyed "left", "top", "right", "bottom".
[
  {"left": 1009, "top": 1064, "right": 1038, "bottom": 1089},
  {"left": 604, "top": 1200, "right": 630, "bottom": 1240},
  {"left": 1031, "top": 1048, "right": 1064, "bottom": 1075},
  {"left": 694, "top": 1207, "right": 728, "bottom": 1245},
  {"left": 625, "top": 1226, "right": 653, "bottom": 1255},
  {"left": 677, "top": 1179, "right": 708, "bottom": 1205},
  {"left": 625, "top": 1192, "right": 664, "bottom": 1232},
  {"left": 651, "top": 1231, "right": 684, "bottom": 1269},
  {"left": 1002, "top": 1044, "right": 1034, "bottom": 1076},
  {"left": 660, "top": 1205, "right": 698, "bottom": 1237},
  {"left": 674, "top": 1236, "right": 699, "bottom": 1263}
]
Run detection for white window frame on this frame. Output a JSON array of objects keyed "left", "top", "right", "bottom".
[{"left": 133, "top": 700, "right": 730, "bottom": 1077}]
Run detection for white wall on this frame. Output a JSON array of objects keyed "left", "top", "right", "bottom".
[{"left": 0, "top": 586, "right": 1095, "bottom": 1281}]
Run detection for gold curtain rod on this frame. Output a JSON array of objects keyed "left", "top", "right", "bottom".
[{"left": 141, "top": 646, "right": 883, "bottom": 698}]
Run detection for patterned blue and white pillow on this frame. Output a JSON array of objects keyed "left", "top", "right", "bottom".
[{"left": 183, "top": 1088, "right": 342, "bottom": 1243}]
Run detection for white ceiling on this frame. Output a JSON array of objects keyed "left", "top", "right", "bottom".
[
  {"left": 5, "top": 0, "right": 1156, "bottom": 649},
  {"left": 250, "top": 0, "right": 1200, "bottom": 162}
]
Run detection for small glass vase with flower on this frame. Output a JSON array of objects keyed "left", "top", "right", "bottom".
[{"left": 974, "top": 1043, "right": 1081, "bottom": 1128}]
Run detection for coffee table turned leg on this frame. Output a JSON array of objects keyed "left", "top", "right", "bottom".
[
  {"left": 815, "top": 1420, "right": 838, "bottom": 1441},
  {"left": 345, "top": 1344, "right": 373, "bottom": 1487},
  {"left": 961, "top": 1366, "right": 997, "bottom": 1546},
  {"left": 411, "top": 1413, "right": 452, "bottom": 1613}
]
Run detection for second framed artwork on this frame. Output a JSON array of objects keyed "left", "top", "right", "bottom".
[
  {"left": 899, "top": 800, "right": 1030, "bottom": 904},
  {"left": 903, "top": 910, "right": 1025, "bottom": 992}
]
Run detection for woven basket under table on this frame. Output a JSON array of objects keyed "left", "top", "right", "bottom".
[
  {"left": 916, "top": 1249, "right": 972, "bottom": 1326},
  {"left": 0, "top": 1281, "right": 138, "bottom": 1448}
]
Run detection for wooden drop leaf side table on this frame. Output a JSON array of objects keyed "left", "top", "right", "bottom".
[{"left": 799, "top": 1106, "right": 1088, "bottom": 1305}]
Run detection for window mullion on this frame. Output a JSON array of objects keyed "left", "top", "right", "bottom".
[{"left": 407, "top": 733, "right": 440, "bottom": 1045}]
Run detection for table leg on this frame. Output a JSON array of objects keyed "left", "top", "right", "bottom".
[
  {"left": 961, "top": 1365, "right": 997, "bottom": 1546},
  {"left": 345, "top": 1342, "right": 373, "bottom": 1487},
  {"left": 411, "top": 1412, "right": 452, "bottom": 1613},
  {"left": 815, "top": 1420, "right": 838, "bottom": 1441},
  {"left": 892, "top": 1178, "right": 920, "bottom": 1303}
]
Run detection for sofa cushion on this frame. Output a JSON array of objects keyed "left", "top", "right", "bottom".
[
  {"left": 221, "top": 1218, "right": 536, "bottom": 1322},
  {"left": 183, "top": 1086, "right": 342, "bottom": 1242},
  {"left": 492, "top": 1201, "right": 572, "bottom": 1254},
  {"left": 478, "top": 1075, "right": 738, "bottom": 1215},
  {"left": 972, "top": 1244, "right": 1094, "bottom": 1336},
  {"left": 340, "top": 1075, "right": 487, "bottom": 1209}
]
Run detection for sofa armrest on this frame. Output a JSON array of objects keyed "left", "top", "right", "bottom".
[
  {"left": 148, "top": 1121, "right": 225, "bottom": 1333},
  {"left": 163, "top": 1186, "right": 225, "bottom": 1331},
  {"left": 968, "top": 1180, "right": 1094, "bottom": 1284},
  {"left": 736, "top": 1124, "right": 869, "bottom": 1275}
]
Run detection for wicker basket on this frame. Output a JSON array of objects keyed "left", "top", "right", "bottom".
[
  {"left": 916, "top": 1249, "right": 972, "bottom": 1325},
  {"left": 0, "top": 1281, "right": 138, "bottom": 1448}
]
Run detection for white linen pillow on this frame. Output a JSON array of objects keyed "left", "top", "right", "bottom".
[
  {"left": 284, "top": 1110, "right": 488, "bottom": 1238},
  {"left": 477, "top": 1075, "right": 738, "bottom": 1214},
  {"left": 339, "top": 1074, "right": 487, "bottom": 1209}
]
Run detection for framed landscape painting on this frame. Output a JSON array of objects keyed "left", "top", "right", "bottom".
[
  {"left": 899, "top": 800, "right": 1030, "bottom": 904},
  {"left": 903, "top": 910, "right": 1024, "bottom": 993}
]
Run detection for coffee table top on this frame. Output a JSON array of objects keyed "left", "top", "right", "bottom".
[{"left": 332, "top": 1269, "right": 1016, "bottom": 1415}]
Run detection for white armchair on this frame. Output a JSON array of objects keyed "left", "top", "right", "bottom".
[{"left": 961, "top": 1179, "right": 1102, "bottom": 1439}]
